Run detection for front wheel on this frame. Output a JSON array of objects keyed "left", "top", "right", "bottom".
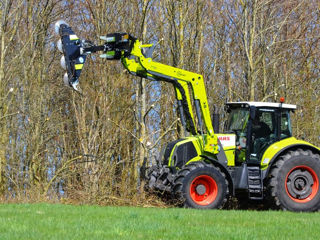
[
  {"left": 173, "top": 161, "right": 228, "bottom": 209},
  {"left": 267, "top": 149, "right": 320, "bottom": 211}
]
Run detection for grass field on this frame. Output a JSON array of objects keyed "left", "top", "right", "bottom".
[{"left": 0, "top": 203, "right": 319, "bottom": 240}]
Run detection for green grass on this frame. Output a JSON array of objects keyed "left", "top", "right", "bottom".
[{"left": 0, "top": 203, "right": 319, "bottom": 240}]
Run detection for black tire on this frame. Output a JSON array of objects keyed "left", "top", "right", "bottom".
[
  {"left": 145, "top": 166, "right": 159, "bottom": 192},
  {"left": 267, "top": 149, "right": 320, "bottom": 212},
  {"left": 173, "top": 161, "right": 229, "bottom": 209},
  {"left": 144, "top": 166, "right": 174, "bottom": 200}
]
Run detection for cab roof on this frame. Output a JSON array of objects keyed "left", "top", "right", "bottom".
[{"left": 226, "top": 101, "right": 297, "bottom": 110}]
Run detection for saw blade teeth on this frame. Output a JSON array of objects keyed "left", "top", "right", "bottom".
[
  {"left": 63, "top": 72, "right": 69, "bottom": 87},
  {"left": 54, "top": 20, "right": 68, "bottom": 34},
  {"left": 57, "top": 39, "right": 63, "bottom": 53}
]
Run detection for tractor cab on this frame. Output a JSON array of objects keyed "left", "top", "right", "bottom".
[{"left": 224, "top": 101, "right": 296, "bottom": 164}]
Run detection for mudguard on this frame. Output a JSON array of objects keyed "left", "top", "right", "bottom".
[{"left": 260, "top": 137, "right": 320, "bottom": 176}]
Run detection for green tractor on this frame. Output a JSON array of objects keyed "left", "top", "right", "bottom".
[
  {"left": 149, "top": 101, "right": 320, "bottom": 211},
  {"left": 55, "top": 20, "right": 320, "bottom": 212}
]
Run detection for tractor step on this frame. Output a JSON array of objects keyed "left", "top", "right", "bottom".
[{"left": 247, "top": 166, "right": 263, "bottom": 200}]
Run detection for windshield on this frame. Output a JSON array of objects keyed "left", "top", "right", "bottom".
[{"left": 226, "top": 108, "right": 249, "bottom": 132}]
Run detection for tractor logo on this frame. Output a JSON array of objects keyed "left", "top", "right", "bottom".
[{"left": 217, "top": 135, "right": 236, "bottom": 147}]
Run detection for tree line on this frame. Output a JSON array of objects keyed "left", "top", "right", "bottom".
[{"left": 0, "top": 0, "right": 319, "bottom": 204}]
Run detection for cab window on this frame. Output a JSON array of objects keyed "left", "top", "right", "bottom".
[{"left": 280, "top": 111, "right": 292, "bottom": 139}]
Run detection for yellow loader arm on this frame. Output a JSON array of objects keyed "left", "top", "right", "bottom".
[{"left": 121, "top": 39, "right": 218, "bottom": 154}]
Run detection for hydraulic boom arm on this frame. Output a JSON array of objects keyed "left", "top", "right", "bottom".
[
  {"left": 55, "top": 20, "right": 219, "bottom": 155},
  {"left": 122, "top": 39, "right": 218, "bottom": 154}
]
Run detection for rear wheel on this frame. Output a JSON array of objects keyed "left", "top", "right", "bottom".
[
  {"left": 267, "top": 149, "right": 320, "bottom": 211},
  {"left": 173, "top": 161, "right": 228, "bottom": 209}
]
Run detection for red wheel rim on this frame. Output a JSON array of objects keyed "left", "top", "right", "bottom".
[
  {"left": 190, "top": 175, "right": 218, "bottom": 206},
  {"left": 285, "top": 165, "right": 319, "bottom": 203}
]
